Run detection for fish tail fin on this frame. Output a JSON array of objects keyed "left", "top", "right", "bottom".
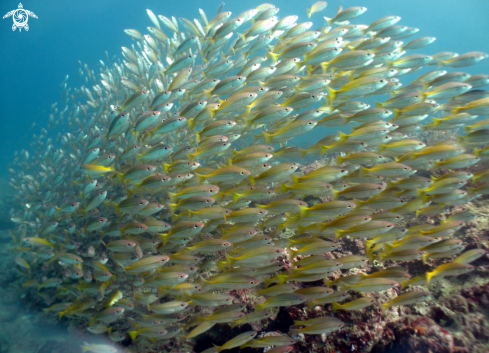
[
  {"left": 432, "top": 118, "right": 443, "bottom": 127},
  {"left": 422, "top": 253, "right": 430, "bottom": 264},
  {"left": 307, "top": 8, "right": 312, "bottom": 18},
  {"left": 367, "top": 245, "right": 380, "bottom": 264},
  {"left": 384, "top": 243, "right": 394, "bottom": 253},
  {"left": 243, "top": 116, "right": 253, "bottom": 130},
  {"left": 277, "top": 273, "right": 289, "bottom": 285},
  {"left": 159, "top": 233, "right": 169, "bottom": 246},
  {"left": 321, "top": 62, "right": 330, "bottom": 75},
  {"left": 251, "top": 133, "right": 262, "bottom": 144},
  {"left": 263, "top": 276, "right": 276, "bottom": 288},
  {"left": 298, "top": 205, "right": 308, "bottom": 221},
  {"left": 187, "top": 118, "right": 196, "bottom": 130},
  {"left": 255, "top": 303, "right": 265, "bottom": 312},
  {"left": 195, "top": 172, "right": 206, "bottom": 184},
  {"left": 337, "top": 155, "right": 345, "bottom": 164},
  {"left": 375, "top": 101, "right": 384, "bottom": 108},
  {"left": 451, "top": 104, "right": 462, "bottom": 114},
  {"left": 128, "top": 331, "right": 138, "bottom": 341},
  {"left": 305, "top": 64, "right": 316, "bottom": 77},
  {"left": 279, "top": 183, "right": 289, "bottom": 193},
  {"left": 365, "top": 238, "right": 374, "bottom": 251},
  {"left": 58, "top": 310, "right": 67, "bottom": 320},
  {"left": 380, "top": 302, "right": 389, "bottom": 315},
  {"left": 170, "top": 209, "right": 181, "bottom": 222},
  {"left": 324, "top": 278, "right": 333, "bottom": 287},
  {"left": 216, "top": 260, "right": 228, "bottom": 272},
  {"left": 263, "top": 131, "right": 272, "bottom": 145},
  {"left": 320, "top": 145, "right": 330, "bottom": 156},
  {"left": 331, "top": 301, "right": 341, "bottom": 311},
  {"left": 225, "top": 253, "right": 235, "bottom": 268},
  {"left": 324, "top": 16, "right": 333, "bottom": 26},
  {"left": 213, "top": 344, "right": 222, "bottom": 353},
  {"left": 338, "top": 131, "right": 348, "bottom": 143},
  {"left": 415, "top": 208, "right": 424, "bottom": 218},
  {"left": 194, "top": 130, "right": 201, "bottom": 143},
  {"left": 400, "top": 281, "right": 409, "bottom": 290},
  {"left": 426, "top": 271, "right": 436, "bottom": 284},
  {"left": 249, "top": 176, "right": 256, "bottom": 186},
  {"left": 115, "top": 172, "right": 124, "bottom": 184},
  {"left": 267, "top": 51, "right": 280, "bottom": 64},
  {"left": 326, "top": 87, "right": 336, "bottom": 105},
  {"left": 166, "top": 191, "right": 177, "bottom": 204},
  {"left": 359, "top": 166, "right": 369, "bottom": 176},
  {"left": 163, "top": 163, "right": 171, "bottom": 174},
  {"left": 187, "top": 152, "right": 196, "bottom": 163},
  {"left": 416, "top": 189, "right": 429, "bottom": 204},
  {"left": 296, "top": 224, "right": 307, "bottom": 236},
  {"left": 232, "top": 193, "right": 242, "bottom": 203},
  {"left": 334, "top": 229, "right": 343, "bottom": 240},
  {"left": 293, "top": 85, "right": 302, "bottom": 95},
  {"left": 198, "top": 275, "right": 210, "bottom": 292}
]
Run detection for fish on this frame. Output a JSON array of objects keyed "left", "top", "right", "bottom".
[
  {"left": 381, "top": 290, "right": 431, "bottom": 312},
  {"left": 324, "top": 6, "right": 367, "bottom": 25},
  {"left": 81, "top": 343, "right": 117, "bottom": 353},
  {"left": 307, "top": 1, "right": 327, "bottom": 18},
  {"left": 213, "top": 330, "right": 257, "bottom": 352},
  {"left": 339, "top": 278, "right": 398, "bottom": 292},
  {"left": 256, "top": 293, "right": 307, "bottom": 311},
  {"left": 291, "top": 318, "right": 344, "bottom": 335},
  {"left": 426, "top": 262, "right": 474, "bottom": 284},
  {"left": 9, "top": 2, "right": 489, "bottom": 350},
  {"left": 332, "top": 297, "right": 375, "bottom": 311}
]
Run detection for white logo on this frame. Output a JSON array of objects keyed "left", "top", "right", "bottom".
[{"left": 3, "top": 3, "right": 37, "bottom": 32}]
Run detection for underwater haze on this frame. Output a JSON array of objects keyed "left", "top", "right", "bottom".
[{"left": 2, "top": 1, "right": 489, "bottom": 353}]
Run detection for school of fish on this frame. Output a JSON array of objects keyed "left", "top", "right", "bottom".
[{"left": 8, "top": 1, "right": 489, "bottom": 352}]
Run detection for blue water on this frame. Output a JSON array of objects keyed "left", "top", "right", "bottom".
[{"left": 1, "top": 0, "right": 489, "bottom": 179}]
